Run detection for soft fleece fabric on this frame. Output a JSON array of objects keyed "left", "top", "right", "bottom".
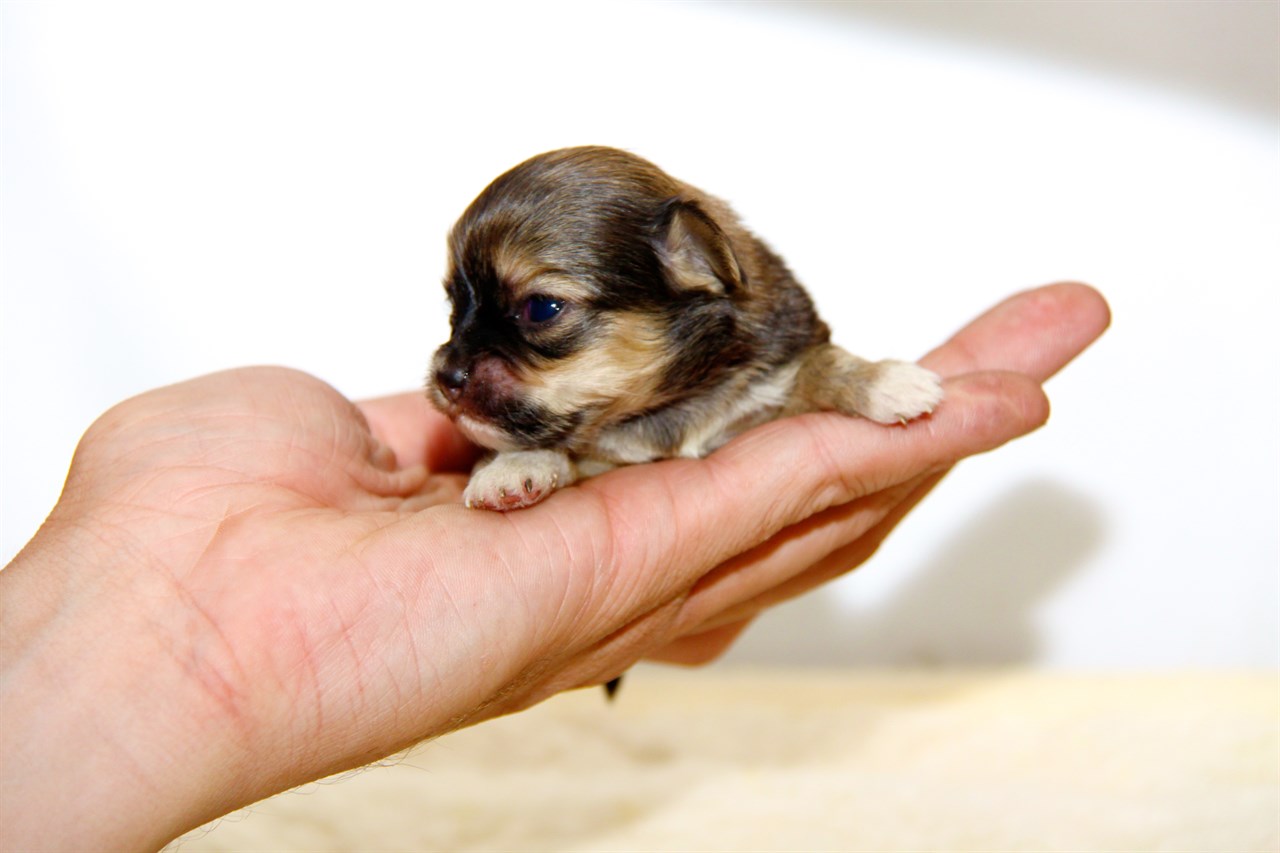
[{"left": 175, "top": 668, "right": 1277, "bottom": 852}]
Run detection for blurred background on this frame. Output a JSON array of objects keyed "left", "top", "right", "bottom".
[{"left": 3, "top": 1, "right": 1276, "bottom": 670}]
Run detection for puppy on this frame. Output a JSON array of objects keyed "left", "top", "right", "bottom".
[{"left": 428, "top": 146, "right": 942, "bottom": 511}]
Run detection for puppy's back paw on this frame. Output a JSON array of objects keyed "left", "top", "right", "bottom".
[
  {"left": 792, "top": 344, "right": 942, "bottom": 424},
  {"left": 860, "top": 360, "right": 943, "bottom": 424}
]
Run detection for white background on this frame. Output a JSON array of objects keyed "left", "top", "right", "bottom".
[{"left": 3, "top": 1, "right": 1276, "bottom": 669}]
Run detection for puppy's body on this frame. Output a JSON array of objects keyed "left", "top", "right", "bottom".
[{"left": 429, "top": 147, "right": 941, "bottom": 510}]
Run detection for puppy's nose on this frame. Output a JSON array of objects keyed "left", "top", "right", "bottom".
[{"left": 436, "top": 364, "right": 469, "bottom": 402}]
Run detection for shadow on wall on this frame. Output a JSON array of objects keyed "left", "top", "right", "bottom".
[{"left": 720, "top": 479, "right": 1108, "bottom": 666}]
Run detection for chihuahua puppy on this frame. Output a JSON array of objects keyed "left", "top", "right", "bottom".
[{"left": 428, "top": 146, "right": 942, "bottom": 511}]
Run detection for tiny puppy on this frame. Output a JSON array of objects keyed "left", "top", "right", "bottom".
[{"left": 428, "top": 146, "right": 942, "bottom": 511}]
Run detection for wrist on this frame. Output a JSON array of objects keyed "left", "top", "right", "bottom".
[{"left": 1, "top": 512, "right": 255, "bottom": 850}]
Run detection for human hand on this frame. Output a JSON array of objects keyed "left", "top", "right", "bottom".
[{"left": 0, "top": 283, "right": 1108, "bottom": 851}]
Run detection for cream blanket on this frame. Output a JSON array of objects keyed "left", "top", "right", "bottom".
[{"left": 174, "top": 668, "right": 1278, "bottom": 852}]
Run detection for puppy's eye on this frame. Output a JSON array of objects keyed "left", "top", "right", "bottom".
[{"left": 521, "top": 294, "right": 566, "bottom": 325}]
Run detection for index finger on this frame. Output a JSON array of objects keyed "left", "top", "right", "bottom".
[{"left": 922, "top": 282, "right": 1111, "bottom": 381}]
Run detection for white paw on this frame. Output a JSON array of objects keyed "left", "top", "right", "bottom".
[
  {"left": 464, "top": 449, "right": 575, "bottom": 511},
  {"left": 861, "top": 360, "right": 944, "bottom": 424}
]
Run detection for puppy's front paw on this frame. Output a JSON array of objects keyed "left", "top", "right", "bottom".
[
  {"left": 464, "top": 449, "right": 576, "bottom": 511},
  {"left": 861, "top": 360, "right": 944, "bottom": 424}
]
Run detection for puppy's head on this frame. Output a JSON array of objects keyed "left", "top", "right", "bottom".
[{"left": 428, "top": 146, "right": 753, "bottom": 452}]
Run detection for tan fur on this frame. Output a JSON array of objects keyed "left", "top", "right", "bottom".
[
  {"left": 517, "top": 313, "right": 670, "bottom": 429},
  {"left": 493, "top": 255, "right": 598, "bottom": 305}
]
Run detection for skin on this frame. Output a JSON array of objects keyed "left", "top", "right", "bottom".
[{"left": 0, "top": 283, "right": 1108, "bottom": 851}]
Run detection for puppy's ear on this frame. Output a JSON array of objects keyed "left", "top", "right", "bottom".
[{"left": 656, "top": 199, "right": 743, "bottom": 295}]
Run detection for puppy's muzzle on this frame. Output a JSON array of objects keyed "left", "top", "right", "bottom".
[{"left": 431, "top": 351, "right": 522, "bottom": 416}]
